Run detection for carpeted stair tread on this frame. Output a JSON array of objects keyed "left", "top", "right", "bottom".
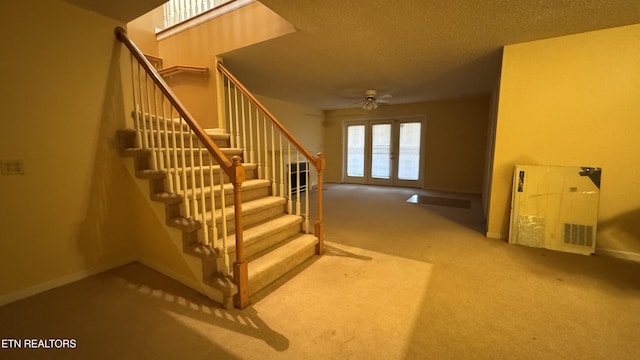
[
  {"left": 248, "top": 234, "right": 318, "bottom": 296},
  {"left": 207, "top": 196, "right": 286, "bottom": 223}
]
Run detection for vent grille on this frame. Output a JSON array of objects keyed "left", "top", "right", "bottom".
[{"left": 563, "top": 223, "right": 594, "bottom": 247}]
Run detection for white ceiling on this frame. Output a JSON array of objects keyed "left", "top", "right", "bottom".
[{"left": 220, "top": 0, "right": 640, "bottom": 110}]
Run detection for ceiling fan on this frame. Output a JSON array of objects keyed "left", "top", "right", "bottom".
[{"left": 361, "top": 89, "right": 391, "bottom": 110}]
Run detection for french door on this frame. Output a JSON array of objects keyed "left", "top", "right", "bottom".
[{"left": 345, "top": 118, "right": 423, "bottom": 187}]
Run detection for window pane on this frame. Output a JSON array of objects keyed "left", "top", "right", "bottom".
[
  {"left": 347, "top": 125, "right": 365, "bottom": 177},
  {"left": 398, "top": 122, "right": 421, "bottom": 180},
  {"left": 371, "top": 124, "right": 391, "bottom": 179}
]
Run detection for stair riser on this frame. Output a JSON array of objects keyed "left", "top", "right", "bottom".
[
  {"left": 122, "top": 124, "right": 231, "bottom": 149},
  {"left": 117, "top": 130, "right": 137, "bottom": 152},
  {"left": 137, "top": 117, "right": 230, "bottom": 145},
  {"left": 150, "top": 136, "right": 231, "bottom": 151},
  {"left": 151, "top": 176, "right": 270, "bottom": 207},
  {"left": 130, "top": 150, "right": 229, "bottom": 174},
  {"left": 132, "top": 147, "right": 241, "bottom": 170},
  {"left": 202, "top": 186, "right": 270, "bottom": 213},
  {"left": 229, "top": 222, "right": 303, "bottom": 260},
  {"left": 179, "top": 185, "right": 270, "bottom": 214},
  {"left": 166, "top": 151, "right": 242, "bottom": 168},
  {"left": 210, "top": 203, "right": 287, "bottom": 238},
  {"left": 170, "top": 168, "right": 258, "bottom": 188}
]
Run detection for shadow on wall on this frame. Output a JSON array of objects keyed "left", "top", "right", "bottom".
[
  {"left": 75, "top": 41, "right": 136, "bottom": 269},
  {"left": 598, "top": 207, "right": 640, "bottom": 252}
]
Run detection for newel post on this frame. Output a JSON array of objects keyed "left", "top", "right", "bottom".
[
  {"left": 231, "top": 156, "right": 249, "bottom": 309},
  {"left": 314, "top": 153, "right": 326, "bottom": 255}
]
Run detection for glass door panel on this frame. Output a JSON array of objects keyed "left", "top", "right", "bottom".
[
  {"left": 371, "top": 124, "right": 391, "bottom": 179},
  {"left": 346, "top": 124, "right": 365, "bottom": 178},
  {"left": 397, "top": 122, "right": 421, "bottom": 181}
]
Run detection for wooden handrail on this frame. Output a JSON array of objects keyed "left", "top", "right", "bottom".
[
  {"left": 217, "top": 62, "right": 321, "bottom": 171},
  {"left": 159, "top": 65, "right": 209, "bottom": 78},
  {"left": 115, "top": 27, "right": 237, "bottom": 180}
]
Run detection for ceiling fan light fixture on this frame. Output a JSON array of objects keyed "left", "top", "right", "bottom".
[{"left": 362, "top": 96, "right": 378, "bottom": 110}]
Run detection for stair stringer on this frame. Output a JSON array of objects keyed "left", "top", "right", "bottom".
[{"left": 121, "top": 158, "right": 237, "bottom": 308}]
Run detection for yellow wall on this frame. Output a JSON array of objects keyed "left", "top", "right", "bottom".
[
  {"left": 488, "top": 24, "right": 640, "bottom": 254},
  {"left": 126, "top": 5, "right": 164, "bottom": 56},
  {"left": 324, "top": 96, "right": 490, "bottom": 193},
  {"left": 256, "top": 95, "right": 324, "bottom": 157},
  {"left": 255, "top": 95, "right": 324, "bottom": 186},
  {"left": 155, "top": 1, "right": 296, "bottom": 129},
  {"left": 0, "top": 0, "right": 137, "bottom": 301}
]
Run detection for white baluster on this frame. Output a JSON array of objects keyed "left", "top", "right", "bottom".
[
  {"left": 138, "top": 66, "right": 149, "bottom": 150},
  {"left": 240, "top": 96, "right": 248, "bottom": 161},
  {"left": 305, "top": 161, "right": 310, "bottom": 233},
  {"left": 163, "top": 2, "right": 170, "bottom": 28},
  {"left": 255, "top": 110, "right": 262, "bottom": 178},
  {"left": 295, "top": 150, "right": 301, "bottom": 216},
  {"left": 287, "top": 141, "right": 292, "bottom": 214},
  {"left": 234, "top": 87, "right": 240, "bottom": 149},
  {"left": 279, "top": 132, "right": 284, "bottom": 198},
  {"left": 161, "top": 98, "right": 174, "bottom": 193},
  {"left": 145, "top": 76, "right": 158, "bottom": 170},
  {"left": 153, "top": 87, "right": 165, "bottom": 172},
  {"left": 248, "top": 104, "right": 254, "bottom": 164},
  {"left": 169, "top": 108, "right": 181, "bottom": 194},
  {"left": 169, "top": 0, "right": 177, "bottom": 26},
  {"left": 184, "top": 0, "right": 191, "bottom": 20},
  {"left": 179, "top": 0, "right": 186, "bottom": 23},
  {"left": 226, "top": 78, "right": 235, "bottom": 148},
  {"left": 188, "top": 129, "right": 199, "bottom": 227},
  {"left": 198, "top": 141, "right": 208, "bottom": 246},
  {"left": 179, "top": 117, "right": 191, "bottom": 218},
  {"left": 209, "top": 157, "right": 218, "bottom": 250},
  {"left": 271, "top": 123, "right": 276, "bottom": 196},
  {"left": 130, "top": 58, "right": 142, "bottom": 146},
  {"left": 219, "top": 170, "right": 230, "bottom": 275}
]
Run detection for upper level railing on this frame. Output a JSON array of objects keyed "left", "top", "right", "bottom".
[{"left": 164, "top": 0, "right": 234, "bottom": 29}]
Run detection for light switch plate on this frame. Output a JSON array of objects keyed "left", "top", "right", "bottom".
[{"left": 1, "top": 160, "right": 25, "bottom": 175}]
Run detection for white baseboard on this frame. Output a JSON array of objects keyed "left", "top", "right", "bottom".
[
  {"left": 595, "top": 248, "right": 640, "bottom": 263},
  {"left": 0, "top": 257, "right": 136, "bottom": 307},
  {"left": 486, "top": 232, "right": 506, "bottom": 240}
]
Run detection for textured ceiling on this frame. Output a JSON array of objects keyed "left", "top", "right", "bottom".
[
  {"left": 221, "top": 0, "right": 640, "bottom": 110},
  {"left": 61, "top": 0, "right": 166, "bottom": 22}
]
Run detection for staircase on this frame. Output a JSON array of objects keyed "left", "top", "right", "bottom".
[
  {"left": 117, "top": 123, "right": 318, "bottom": 309},
  {"left": 115, "top": 27, "right": 325, "bottom": 309}
]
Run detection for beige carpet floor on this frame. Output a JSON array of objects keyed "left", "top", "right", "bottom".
[{"left": 1, "top": 184, "right": 639, "bottom": 359}]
